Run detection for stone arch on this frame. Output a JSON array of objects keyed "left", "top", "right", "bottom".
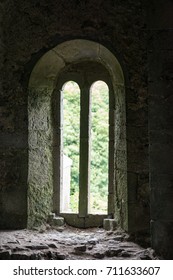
[{"left": 28, "top": 39, "right": 127, "bottom": 230}]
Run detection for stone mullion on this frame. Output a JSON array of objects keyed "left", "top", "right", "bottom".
[
  {"left": 108, "top": 113, "right": 115, "bottom": 217},
  {"left": 79, "top": 85, "right": 91, "bottom": 217},
  {"left": 53, "top": 88, "right": 63, "bottom": 214}
]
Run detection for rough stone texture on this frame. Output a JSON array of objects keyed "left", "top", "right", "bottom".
[
  {"left": 0, "top": 226, "right": 159, "bottom": 260},
  {"left": 28, "top": 88, "right": 53, "bottom": 227},
  {"left": 148, "top": 0, "right": 173, "bottom": 259},
  {"left": 50, "top": 216, "right": 64, "bottom": 227},
  {"left": 0, "top": 0, "right": 149, "bottom": 232},
  {"left": 2, "top": 0, "right": 173, "bottom": 259},
  {"left": 103, "top": 219, "right": 117, "bottom": 231}
]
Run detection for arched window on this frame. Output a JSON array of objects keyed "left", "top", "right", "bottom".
[
  {"left": 60, "top": 80, "right": 109, "bottom": 219},
  {"left": 54, "top": 61, "right": 115, "bottom": 227},
  {"left": 28, "top": 40, "right": 127, "bottom": 230}
]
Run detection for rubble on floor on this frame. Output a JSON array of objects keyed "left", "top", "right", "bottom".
[{"left": 0, "top": 225, "right": 160, "bottom": 260}]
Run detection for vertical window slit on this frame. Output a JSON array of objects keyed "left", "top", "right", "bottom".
[
  {"left": 89, "top": 81, "right": 109, "bottom": 214},
  {"left": 61, "top": 81, "right": 80, "bottom": 213}
]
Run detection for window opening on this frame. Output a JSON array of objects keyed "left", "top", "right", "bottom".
[
  {"left": 89, "top": 81, "right": 109, "bottom": 214},
  {"left": 61, "top": 81, "right": 80, "bottom": 213},
  {"left": 28, "top": 40, "right": 127, "bottom": 230}
]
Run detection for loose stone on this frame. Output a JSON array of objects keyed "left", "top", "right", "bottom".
[
  {"left": 106, "top": 248, "right": 123, "bottom": 257},
  {"left": 121, "top": 251, "right": 131, "bottom": 257},
  {"left": 88, "top": 238, "right": 98, "bottom": 245},
  {"left": 74, "top": 245, "right": 87, "bottom": 254},
  {"left": 93, "top": 252, "right": 105, "bottom": 259}
]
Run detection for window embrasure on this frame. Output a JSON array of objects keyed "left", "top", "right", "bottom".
[{"left": 28, "top": 40, "right": 127, "bottom": 229}]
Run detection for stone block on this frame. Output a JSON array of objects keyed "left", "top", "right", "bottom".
[
  {"left": 103, "top": 219, "right": 117, "bottom": 231},
  {"left": 51, "top": 216, "right": 64, "bottom": 227},
  {"left": 48, "top": 212, "right": 55, "bottom": 223},
  {"left": 74, "top": 245, "right": 86, "bottom": 254}
]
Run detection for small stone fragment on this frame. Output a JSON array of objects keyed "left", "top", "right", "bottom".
[
  {"left": 48, "top": 243, "right": 57, "bottom": 249},
  {"left": 26, "top": 244, "right": 49, "bottom": 250},
  {"left": 55, "top": 227, "right": 64, "bottom": 232},
  {"left": 139, "top": 252, "right": 152, "bottom": 260},
  {"left": 93, "top": 252, "right": 105, "bottom": 259},
  {"left": 106, "top": 248, "right": 123, "bottom": 257},
  {"left": 106, "top": 231, "right": 113, "bottom": 236},
  {"left": 113, "top": 235, "right": 123, "bottom": 241},
  {"left": 88, "top": 238, "right": 98, "bottom": 245},
  {"left": 121, "top": 251, "right": 131, "bottom": 257},
  {"left": 74, "top": 245, "right": 86, "bottom": 253},
  {"left": 54, "top": 252, "right": 67, "bottom": 260}
]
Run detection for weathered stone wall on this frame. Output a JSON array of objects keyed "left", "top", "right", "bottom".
[
  {"left": 114, "top": 85, "right": 128, "bottom": 230},
  {"left": 0, "top": 1, "right": 28, "bottom": 228},
  {"left": 148, "top": 0, "right": 173, "bottom": 259},
  {"left": 0, "top": 0, "right": 149, "bottom": 231},
  {"left": 28, "top": 88, "right": 53, "bottom": 228}
]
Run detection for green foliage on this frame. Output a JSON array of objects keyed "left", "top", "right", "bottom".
[
  {"left": 90, "top": 81, "right": 109, "bottom": 205},
  {"left": 63, "top": 81, "right": 80, "bottom": 196},
  {"left": 63, "top": 81, "right": 109, "bottom": 213}
]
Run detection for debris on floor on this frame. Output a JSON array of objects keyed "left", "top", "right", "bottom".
[{"left": 0, "top": 225, "right": 160, "bottom": 260}]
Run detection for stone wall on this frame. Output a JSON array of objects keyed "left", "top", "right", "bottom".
[
  {"left": 0, "top": 0, "right": 149, "bottom": 231},
  {"left": 0, "top": 1, "right": 28, "bottom": 228},
  {"left": 28, "top": 88, "right": 53, "bottom": 228},
  {"left": 148, "top": 0, "right": 173, "bottom": 259}
]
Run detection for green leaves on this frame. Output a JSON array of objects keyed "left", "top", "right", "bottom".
[
  {"left": 63, "top": 81, "right": 109, "bottom": 213},
  {"left": 90, "top": 81, "right": 109, "bottom": 213}
]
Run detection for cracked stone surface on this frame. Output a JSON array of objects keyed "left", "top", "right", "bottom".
[{"left": 0, "top": 226, "right": 160, "bottom": 260}]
